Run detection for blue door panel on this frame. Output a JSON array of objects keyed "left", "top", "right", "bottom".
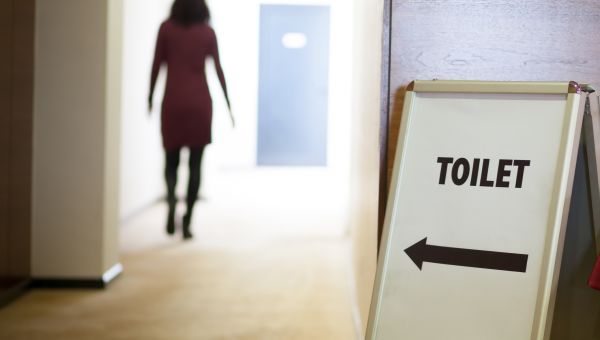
[{"left": 257, "top": 5, "right": 330, "bottom": 166}]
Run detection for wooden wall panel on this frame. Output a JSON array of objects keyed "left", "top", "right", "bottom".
[
  {"left": 386, "top": 0, "right": 600, "bottom": 187},
  {"left": 9, "top": 0, "right": 34, "bottom": 278},
  {"left": 0, "top": 0, "right": 15, "bottom": 283},
  {"left": 382, "top": 0, "right": 600, "bottom": 338},
  {"left": 0, "top": 0, "right": 33, "bottom": 298}
]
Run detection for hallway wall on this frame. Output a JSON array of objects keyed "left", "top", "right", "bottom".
[
  {"left": 0, "top": 2, "right": 9, "bottom": 285},
  {"left": 0, "top": 0, "right": 34, "bottom": 291},
  {"left": 32, "top": 0, "right": 122, "bottom": 279},
  {"left": 349, "top": 0, "right": 384, "bottom": 335},
  {"left": 120, "top": 0, "right": 171, "bottom": 219}
]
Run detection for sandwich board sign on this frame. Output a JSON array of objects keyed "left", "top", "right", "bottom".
[{"left": 366, "top": 80, "right": 600, "bottom": 340}]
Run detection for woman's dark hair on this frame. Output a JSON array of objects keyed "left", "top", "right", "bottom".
[{"left": 170, "top": 0, "right": 210, "bottom": 26}]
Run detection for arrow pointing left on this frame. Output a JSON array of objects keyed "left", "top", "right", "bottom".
[{"left": 404, "top": 237, "right": 529, "bottom": 273}]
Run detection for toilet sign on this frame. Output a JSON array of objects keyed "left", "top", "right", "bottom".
[{"left": 367, "top": 81, "right": 600, "bottom": 340}]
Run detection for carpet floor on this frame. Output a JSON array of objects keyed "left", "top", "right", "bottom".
[{"left": 0, "top": 168, "right": 356, "bottom": 339}]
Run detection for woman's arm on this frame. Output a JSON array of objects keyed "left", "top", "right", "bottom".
[
  {"left": 149, "top": 24, "right": 167, "bottom": 113},
  {"left": 210, "top": 29, "right": 234, "bottom": 127}
]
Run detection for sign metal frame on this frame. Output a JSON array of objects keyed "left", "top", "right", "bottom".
[{"left": 367, "top": 80, "right": 592, "bottom": 340}]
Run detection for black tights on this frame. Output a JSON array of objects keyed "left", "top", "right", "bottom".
[{"left": 165, "top": 146, "right": 205, "bottom": 220}]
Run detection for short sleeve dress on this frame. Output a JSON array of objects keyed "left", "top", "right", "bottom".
[{"left": 151, "top": 20, "right": 217, "bottom": 151}]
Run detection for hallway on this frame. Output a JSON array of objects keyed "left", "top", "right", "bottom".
[{"left": 0, "top": 169, "right": 356, "bottom": 339}]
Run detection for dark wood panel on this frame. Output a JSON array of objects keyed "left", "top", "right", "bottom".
[
  {"left": 8, "top": 0, "right": 34, "bottom": 278},
  {"left": 386, "top": 0, "right": 600, "bottom": 185},
  {"left": 0, "top": 0, "right": 15, "bottom": 281},
  {"left": 390, "top": 0, "right": 600, "bottom": 89},
  {"left": 0, "top": 0, "right": 33, "bottom": 303}
]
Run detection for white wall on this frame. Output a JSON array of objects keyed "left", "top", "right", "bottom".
[
  {"left": 120, "top": 0, "right": 171, "bottom": 219},
  {"left": 104, "top": 0, "right": 123, "bottom": 275},
  {"left": 33, "top": 0, "right": 122, "bottom": 278},
  {"left": 350, "top": 0, "right": 384, "bottom": 335}
]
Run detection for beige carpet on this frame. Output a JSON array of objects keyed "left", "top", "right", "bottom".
[{"left": 0, "top": 168, "right": 357, "bottom": 339}]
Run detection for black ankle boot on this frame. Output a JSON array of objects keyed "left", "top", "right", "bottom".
[
  {"left": 166, "top": 210, "right": 175, "bottom": 235},
  {"left": 166, "top": 213, "right": 175, "bottom": 235},
  {"left": 166, "top": 198, "right": 176, "bottom": 235},
  {"left": 182, "top": 213, "right": 193, "bottom": 240}
]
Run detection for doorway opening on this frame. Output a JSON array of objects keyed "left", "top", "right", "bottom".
[{"left": 119, "top": 0, "right": 357, "bottom": 337}]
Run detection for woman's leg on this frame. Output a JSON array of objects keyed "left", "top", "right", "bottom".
[
  {"left": 183, "top": 145, "right": 205, "bottom": 239},
  {"left": 165, "top": 148, "right": 181, "bottom": 235}
]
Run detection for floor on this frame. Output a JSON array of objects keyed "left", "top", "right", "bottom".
[{"left": 0, "top": 168, "right": 357, "bottom": 339}]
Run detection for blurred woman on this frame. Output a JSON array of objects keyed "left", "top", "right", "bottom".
[{"left": 149, "top": 0, "right": 233, "bottom": 240}]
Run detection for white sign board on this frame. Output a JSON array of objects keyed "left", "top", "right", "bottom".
[{"left": 367, "top": 81, "right": 585, "bottom": 340}]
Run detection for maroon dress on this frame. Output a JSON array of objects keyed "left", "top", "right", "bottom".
[{"left": 151, "top": 20, "right": 218, "bottom": 151}]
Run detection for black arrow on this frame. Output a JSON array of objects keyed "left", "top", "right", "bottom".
[{"left": 404, "top": 238, "right": 528, "bottom": 273}]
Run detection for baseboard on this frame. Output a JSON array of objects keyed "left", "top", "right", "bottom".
[
  {"left": 31, "top": 278, "right": 106, "bottom": 289},
  {"left": 0, "top": 279, "right": 31, "bottom": 308},
  {"left": 32, "top": 263, "right": 123, "bottom": 289}
]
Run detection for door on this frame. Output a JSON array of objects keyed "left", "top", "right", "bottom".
[{"left": 257, "top": 5, "right": 330, "bottom": 166}]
